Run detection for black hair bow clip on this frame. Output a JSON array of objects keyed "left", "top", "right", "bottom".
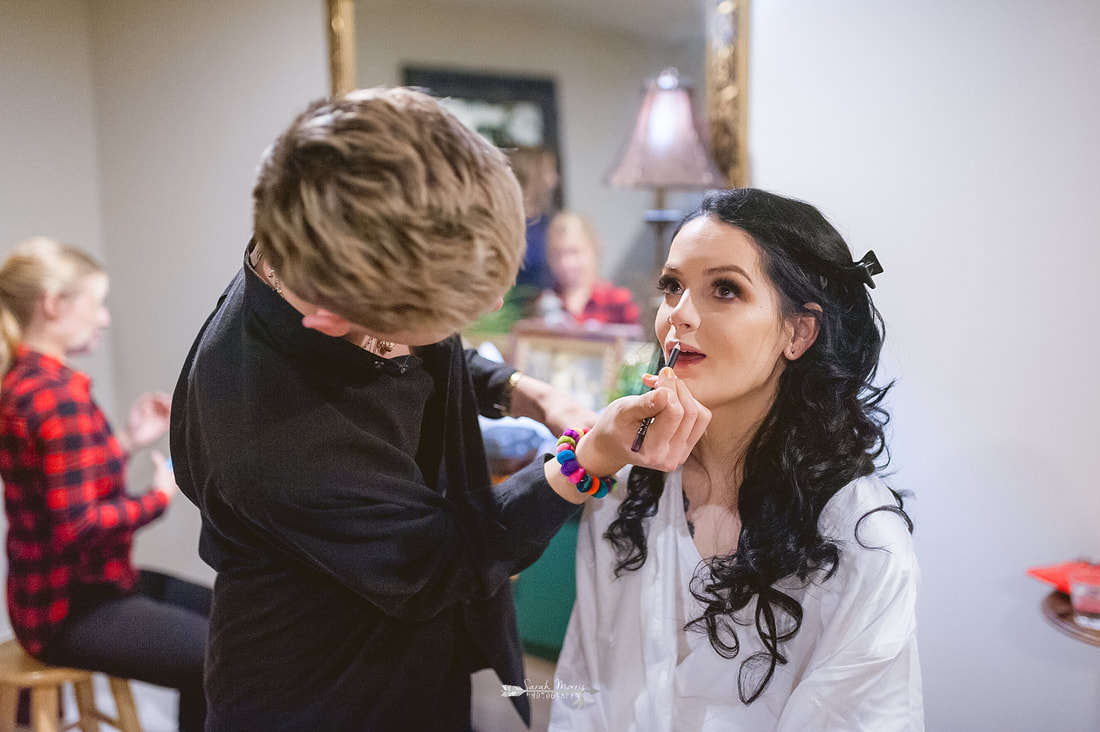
[{"left": 853, "top": 250, "right": 884, "bottom": 289}]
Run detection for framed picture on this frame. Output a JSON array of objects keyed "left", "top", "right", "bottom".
[
  {"left": 509, "top": 320, "right": 654, "bottom": 412},
  {"left": 402, "top": 66, "right": 564, "bottom": 209}
]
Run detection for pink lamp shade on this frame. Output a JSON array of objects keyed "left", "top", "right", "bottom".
[{"left": 606, "top": 68, "right": 725, "bottom": 191}]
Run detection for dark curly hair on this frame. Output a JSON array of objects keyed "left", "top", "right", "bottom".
[{"left": 604, "top": 188, "right": 911, "bottom": 703}]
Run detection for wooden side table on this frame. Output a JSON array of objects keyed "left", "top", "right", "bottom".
[{"left": 1041, "top": 591, "right": 1100, "bottom": 647}]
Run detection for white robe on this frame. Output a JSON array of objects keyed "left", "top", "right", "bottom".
[{"left": 549, "top": 468, "right": 923, "bottom": 731}]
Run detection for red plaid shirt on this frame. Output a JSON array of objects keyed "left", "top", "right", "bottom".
[
  {"left": 565, "top": 281, "right": 640, "bottom": 325},
  {"left": 0, "top": 347, "right": 168, "bottom": 654}
]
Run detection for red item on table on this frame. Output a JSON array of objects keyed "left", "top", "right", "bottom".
[{"left": 1027, "top": 560, "right": 1098, "bottom": 594}]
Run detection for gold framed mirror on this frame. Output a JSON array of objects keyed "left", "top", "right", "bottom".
[
  {"left": 705, "top": 0, "right": 749, "bottom": 187},
  {"left": 326, "top": 0, "right": 748, "bottom": 187},
  {"left": 326, "top": 0, "right": 356, "bottom": 96}
]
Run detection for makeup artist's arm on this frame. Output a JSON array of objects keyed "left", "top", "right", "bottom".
[
  {"left": 463, "top": 350, "right": 598, "bottom": 432},
  {"left": 508, "top": 373, "right": 598, "bottom": 436}
]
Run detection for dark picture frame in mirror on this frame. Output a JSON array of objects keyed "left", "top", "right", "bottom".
[{"left": 402, "top": 66, "right": 565, "bottom": 210}]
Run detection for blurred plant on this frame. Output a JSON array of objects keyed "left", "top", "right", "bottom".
[
  {"left": 465, "top": 284, "right": 539, "bottom": 336},
  {"left": 608, "top": 341, "right": 660, "bottom": 402}
]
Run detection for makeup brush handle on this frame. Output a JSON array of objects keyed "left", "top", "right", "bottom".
[
  {"left": 630, "top": 344, "right": 679, "bottom": 453},
  {"left": 631, "top": 418, "right": 653, "bottom": 452}
]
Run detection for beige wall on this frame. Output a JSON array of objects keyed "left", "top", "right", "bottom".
[
  {"left": 355, "top": 0, "right": 706, "bottom": 297},
  {"left": 752, "top": 1, "right": 1100, "bottom": 729},
  {"left": 0, "top": 0, "right": 328, "bottom": 598},
  {"left": 0, "top": 0, "right": 116, "bottom": 408}
]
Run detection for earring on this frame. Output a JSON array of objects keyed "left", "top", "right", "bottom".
[{"left": 265, "top": 266, "right": 284, "bottom": 297}]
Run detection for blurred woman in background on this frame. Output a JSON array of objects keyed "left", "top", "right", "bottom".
[
  {"left": 537, "top": 211, "right": 640, "bottom": 326},
  {"left": 0, "top": 237, "right": 209, "bottom": 732}
]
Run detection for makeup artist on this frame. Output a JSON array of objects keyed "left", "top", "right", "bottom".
[{"left": 170, "top": 88, "right": 707, "bottom": 732}]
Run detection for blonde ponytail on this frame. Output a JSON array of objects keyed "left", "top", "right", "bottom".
[
  {"left": 0, "top": 237, "right": 104, "bottom": 379},
  {"left": 0, "top": 306, "right": 21, "bottom": 377}
]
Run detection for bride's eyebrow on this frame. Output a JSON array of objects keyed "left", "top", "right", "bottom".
[{"left": 703, "top": 265, "right": 752, "bottom": 283}]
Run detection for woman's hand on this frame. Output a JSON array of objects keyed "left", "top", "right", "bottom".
[
  {"left": 118, "top": 391, "right": 171, "bottom": 453},
  {"left": 544, "top": 366, "right": 710, "bottom": 503},
  {"left": 150, "top": 449, "right": 178, "bottom": 501},
  {"left": 580, "top": 365, "right": 710, "bottom": 477},
  {"left": 508, "top": 374, "right": 599, "bottom": 435}
]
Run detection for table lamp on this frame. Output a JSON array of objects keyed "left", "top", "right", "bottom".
[{"left": 606, "top": 68, "right": 726, "bottom": 269}]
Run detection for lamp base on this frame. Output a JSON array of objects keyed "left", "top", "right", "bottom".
[
  {"left": 643, "top": 208, "right": 683, "bottom": 224},
  {"left": 644, "top": 209, "right": 682, "bottom": 270}
]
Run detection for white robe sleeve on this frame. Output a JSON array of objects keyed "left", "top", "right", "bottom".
[
  {"left": 550, "top": 489, "right": 625, "bottom": 731},
  {"left": 776, "top": 488, "right": 924, "bottom": 732}
]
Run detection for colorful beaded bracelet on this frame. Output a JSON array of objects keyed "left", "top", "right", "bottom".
[{"left": 555, "top": 428, "right": 617, "bottom": 498}]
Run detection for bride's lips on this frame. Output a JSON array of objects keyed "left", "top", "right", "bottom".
[{"left": 667, "top": 344, "right": 704, "bottom": 367}]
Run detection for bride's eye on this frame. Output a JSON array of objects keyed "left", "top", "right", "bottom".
[
  {"left": 657, "top": 274, "right": 682, "bottom": 296},
  {"left": 713, "top": 278, "right": 740, "bottom": 300}
]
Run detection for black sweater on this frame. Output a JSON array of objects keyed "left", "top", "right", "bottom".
[{"left": 170, "top": 256, "right": 577, "bottom": 730}]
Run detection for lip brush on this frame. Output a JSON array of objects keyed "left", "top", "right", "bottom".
[{"left": 630, "top": 343, "right": 680, "bottom": 452}]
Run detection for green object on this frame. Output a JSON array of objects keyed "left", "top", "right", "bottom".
[
  {"left": 464, "top": 284, "right": 539, "bottom": 338},
  {"left": 608, "top": 341, "right": 660, "bottom": 402},
  {"left": 513, "top": 515, "right": 579, "bottom": 661}
]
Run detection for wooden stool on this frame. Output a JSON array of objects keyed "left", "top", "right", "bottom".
[{"left": 0, "top": 640, "right": 142, "bottom": 732}]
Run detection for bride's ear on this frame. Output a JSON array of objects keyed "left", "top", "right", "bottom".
[
  {"left": 300, "top": 308, "right": 353, "bottom": 337},
  {"left": 784, "top": 303, "right": 821, "bottom": 361}
]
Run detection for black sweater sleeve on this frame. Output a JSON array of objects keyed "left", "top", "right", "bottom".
[{"left": 465, "top": 347, "right": 518, "bottom": 418}]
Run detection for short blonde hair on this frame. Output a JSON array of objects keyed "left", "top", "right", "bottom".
[
  {"left": 252, "top": 87, "right": 526, "bottom": 336},
  {"left": 0, "top": 237, "right": 104, "bottom": 374},
  {"left": 546, "top": 211, "right": 601, "bottom": 256}
]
